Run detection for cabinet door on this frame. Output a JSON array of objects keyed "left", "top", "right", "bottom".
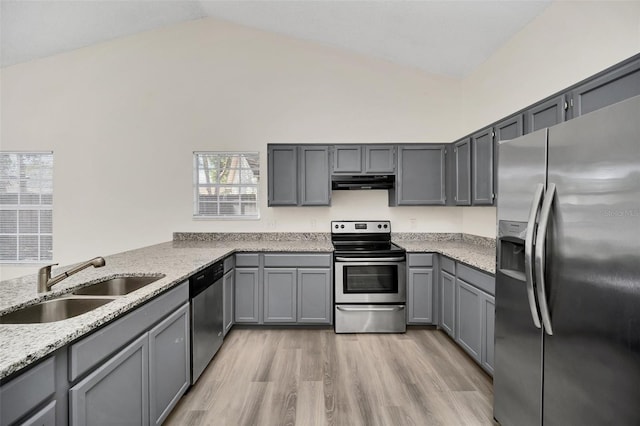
[
  {"left": 454, "top": 139, "right": 471, "bottom": 205},
  {"left": 299, "top": 146, "right": 330, "bottom": 206},
  {"left": 397, "top": 145, "right": 446, "bottom": 205},
  {"left": 494, "top": 115, "right": 523, "bottom": 203},
  {"left": 264, "top": 268, "right": 297, "bottom": 323},
  {"left": 471, "top": 128, "right": 494, "bottom": 205},
  {"left": 407, "top": 268, "right": 434, "bottom": 324},
  {"left": 364, "top": 145, "right": 395, "bottom": 173},
  {"left": 332, "top": 145, "right": 362, "bottom": 173},
  {"left": 297, "top": 268, "right": 331, "bottom": 324},
  {"left": 21, "top": 401, "right": 56, "bottom": 426},
  {"left": 235, "top": 268, "right": 260, "bottom": 323},
  {"left": 482, "top": 294, "right": 495, "bottom": 376},
  {"left": 568, "top": 58, "right": 640, "bottom": 119},
  {"left": 148, "top": 303, "right": 190, "bottom": 426},
  {"left": 268, "top": 145, "right": 298, "bottom": 206},
  {"left": 440, "top": 270, "right": 456, "bottom": 338},
  {"left": 456, "top": 279, "right": 483, "bottom": 363},
  {"left": 223, "top": 270, "right": 234, "bottom": 335},
  {"left": 524, "top": 95, "right": 566, "bottom": 133},
  {"left": 69, "top": 334, "right": 149, "bottom": 426}
]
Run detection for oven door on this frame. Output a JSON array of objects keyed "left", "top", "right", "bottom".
[{"left": 335, "top": 260, "right": 406, "bottom": 304}]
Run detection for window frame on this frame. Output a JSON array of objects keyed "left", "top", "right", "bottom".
[
  {"left": 193, "top": 151, "right": 260, "bottom": 220},
  {"left": 0, "top": 151, "right": 54, "bottom": 264}
]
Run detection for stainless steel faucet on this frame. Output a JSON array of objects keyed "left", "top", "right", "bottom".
[{"left": 38, "top": 257, "right": 106, "bottom": 293}]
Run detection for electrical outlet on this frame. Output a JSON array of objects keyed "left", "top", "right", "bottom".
[
  {"left": 310, "top": 219, "right": 317, "bottom": 229},
  {"left": 267, "top": 220, "right": 277, "bottom": 229},
  {"left": 409, "top": 218, "right": 417, "bottom": 229}
]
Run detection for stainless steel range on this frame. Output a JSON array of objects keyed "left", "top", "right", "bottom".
[{"left": 332, "top": 220, "right": 406, "bottom": 333}]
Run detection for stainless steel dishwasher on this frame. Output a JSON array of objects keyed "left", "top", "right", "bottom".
[{"left": 189, "top": 260, "right": 224, "bottom": 384}]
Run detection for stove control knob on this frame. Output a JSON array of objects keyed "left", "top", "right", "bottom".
[
  {"left": 334, "top": 224, "right": 339, "bottom": 229},
  {"left": 378, "top": 224, "right": 382, "bottom": 229},
  {"left": 340, "top": 224, "right": 345, "bottom": 229},
  {"left": 383, "top": 224, "right": 388, "bottom": 229}
]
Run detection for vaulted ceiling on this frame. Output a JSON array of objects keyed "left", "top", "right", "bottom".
[{"left": 1, "top": 0, "right": 552, "bottom": 77}]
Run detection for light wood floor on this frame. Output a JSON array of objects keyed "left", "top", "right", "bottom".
[{"left": 166, "top": 328, "right": 496, "bottom": 426}]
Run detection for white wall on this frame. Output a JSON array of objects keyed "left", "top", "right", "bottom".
[
  {"left": 2, "top": 2, "right": 640, "bottom": 279},
  {"left": 460, "top": 0, "right": 640, "bottom": 238},
  {"left": 0, "top": 17, "right": 461, "bottom": 279}
]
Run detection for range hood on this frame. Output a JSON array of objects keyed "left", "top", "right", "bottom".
[{"left": 331, "top": 175, "right": 395, "bottom": 190}]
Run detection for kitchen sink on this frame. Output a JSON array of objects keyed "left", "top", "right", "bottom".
[
  {"left": 0, "top": 297, "right": 115, "bottom": 324},
  {"left": 72, "top": 274, "right": 165, "bottom": 296}
]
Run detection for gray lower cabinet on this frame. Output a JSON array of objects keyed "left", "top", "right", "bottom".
[
  {"left": 482, "top": 294, "right": 495, "bottom": 375},
  {"left": 70, "top": 333, "right": 150, "bottom": 426},
  {"left": 453, "top": 139, "right": 471, "bottom": 205},
  {"left": 148, "top": 304, "right": 190, "bottom": 426},
  {"left": 21, "top": 401, "right": 56, "bottom": 426},
  {"left": 268, "top": 145, "right": 298, "bottom": 206},
  {"left": 235, "top": 268, "right": 260, "bottom": 323},
  {"left": 0, "top": 356, "right": 57, "bottom": 426},
  {"left": 263, "top": 268, "right": 297, "bottom": 323},
  {"left": 455, "top": 278, "right": 483, "bottom": 363},
  {"left": 439, "top": 270, "right": 456, "bottom": 338},
  {"left": 471, "top": 128, "right": 494, "bottom": 205},
  {"left": 407, "top": 268, "right": 434, "bottom": 324},
  {"left": 524, "top": 94, "right": 566, "bottom": 133},
  {"left": 395, "top": 145, "right": 446, "bottom": 205},
  {"left": 297, "top": 268, "right": 332, "bottom": 324},
  {"left": 223, "top": 269, "right": 234, "bottom": 335}
]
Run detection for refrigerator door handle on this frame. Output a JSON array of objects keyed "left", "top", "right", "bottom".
[
  {"left": 535, "top": 182, "right": 556, "bottom": 335},
  {"left": 525, "top": 183, "right": 545, "bottom": 329}
]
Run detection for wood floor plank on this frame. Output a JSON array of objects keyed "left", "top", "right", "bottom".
[{"left": 165, "top": 328, "right": 496, "bottom": 426}]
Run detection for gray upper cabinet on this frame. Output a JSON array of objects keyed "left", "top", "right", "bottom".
[
  {"left": 453, "top": 139, "right": 471, "bottom": 206},
  {"left": 493, "top": 115, "right": 523, "bottom": 203},
  {"left": 299, "top": 146, "right": 330, "bottom": 206},
  {"left": 268, "top": 145, "right": 298, "bottom": 206},
  {"left": 364, "top": 145, "right": 396, "bottom": 173},
  {"left": 524, "top": 94, "right": 566, "bottom": 133},
  {"left": 69, "top": 334, "right": 149, "bottom": 426},
  {"left": 395, "top": 145, "right": 446, "bottom": 205},
  {"left": 471, "top": 128, "right": 494, "bottom": 205},
  {"left": 568, "top": 57, "right": 640, "bottom": 119},
  {"left": 332, "top": 145, "right": 362, "bottom": 173},
  {"left": 332, "top": 144, "right": 395, "bottom": 174}
]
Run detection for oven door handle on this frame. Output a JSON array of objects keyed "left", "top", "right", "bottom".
[
  {"left": 334, "top": 256, "right": 406, "bottom": 262},
  {"left": 336, "top": 305, "right": 405, "bottom": 312}
]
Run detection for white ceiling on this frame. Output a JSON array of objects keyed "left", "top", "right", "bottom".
[{"left": 1, "top": 0, "right": 552, "bottom": 77}]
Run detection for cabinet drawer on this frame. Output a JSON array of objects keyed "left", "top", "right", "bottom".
[
  {"left": 69, "top": 281, "right": 188, "bottom": 382},
  {"left": 235, "top": 253, "right": 260, "bottom": 267},
  {"left": 264, "top": 254, "right": 331, "bottom": 268},
  {"left": 407, "top": 253, "right": 433, "bottom": 267},
  {"left": 441, "top": 257, "right": 455, "bottom": 274},
  {"left": 223, "top": 256, "right": 235, "bottom": 272},
  {"left": 457, "top": 263, "right": 495, "bottom": 296},
  {"left": 0, "top": 356, "right": 55, "bottom": 426}
]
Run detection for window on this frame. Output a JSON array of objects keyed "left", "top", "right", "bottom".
[
  {"left": 194, "top": 152, "right": 260, "bottom": 219},
  {"left": 0, "top": 152, "right": 53, "bottom": 263}
]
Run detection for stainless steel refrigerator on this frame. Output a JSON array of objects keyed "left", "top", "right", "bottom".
[{"left": 494, "top": 94, "right": 640, "bottom": 425}]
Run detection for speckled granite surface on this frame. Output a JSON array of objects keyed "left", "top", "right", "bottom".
[
  {"left": 393, "top": 237, "right": 496, "bottom": 274},
  {"left": 174, "top": 232, "right": 331, "bottom": 242},
  {"left": 0, "top": 232, "right": 492, "bottom": 380}
]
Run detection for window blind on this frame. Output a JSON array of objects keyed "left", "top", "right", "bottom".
[
  {"left": 194, "top": 152, "right": 260, "bottom": 219},
  {"left": 0, "top": 152, "right": 53, "bottom": 263}
]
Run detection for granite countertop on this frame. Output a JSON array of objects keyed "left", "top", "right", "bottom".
[
  {"left": 393, "top": 235, "right": 496, "bottom": 275},
  {"left": 0, "top": 232, "right": 493, "bottom": 380}
]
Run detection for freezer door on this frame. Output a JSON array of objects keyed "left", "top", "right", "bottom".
[
  {"left": 543, "top": 95, "right": 640, "bottom": 424},
  {"left": 494, "top": 129, "right": 547, "bottom": 426}
]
